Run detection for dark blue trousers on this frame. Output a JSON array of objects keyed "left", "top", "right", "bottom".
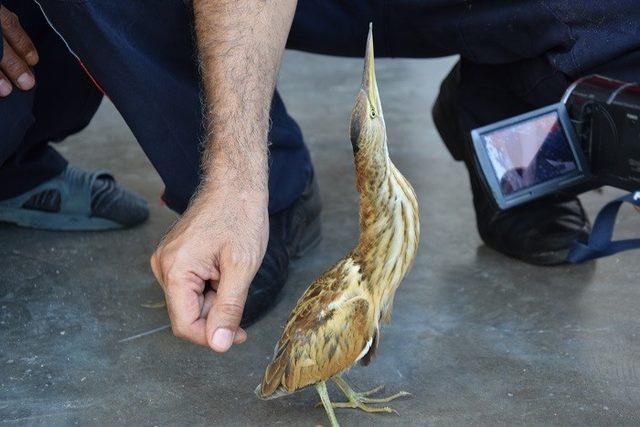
[{"left": 1, "top": 0, "right": 639, "bottom": 213}]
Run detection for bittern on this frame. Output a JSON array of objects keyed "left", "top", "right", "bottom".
[{"left": 256, "top": 25, "right": 420, "bottom": 427}]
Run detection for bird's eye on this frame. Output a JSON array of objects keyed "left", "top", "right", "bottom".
[{"left": 370, "top": 108, "right": 376, "bottom": 118}]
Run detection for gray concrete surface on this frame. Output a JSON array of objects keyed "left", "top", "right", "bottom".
[{"left": 1, "top": 52, "right": 640, "bottom": 426}]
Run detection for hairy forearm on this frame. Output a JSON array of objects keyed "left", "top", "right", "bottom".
[{"left": 193, "top": 0, "right": 297, "bottom": 192}]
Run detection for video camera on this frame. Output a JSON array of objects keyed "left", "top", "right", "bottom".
[{"left": 471, "top": 75, "right": 640, "bottom": 210}]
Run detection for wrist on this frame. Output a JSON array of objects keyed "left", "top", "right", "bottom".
[
  {"left": 202, "top": 139, "right": 268, "bottom": 191},
  {"left": 178, "top": 176, "right": 269, "bottom": 235},
  {"left": 201, "top": 165, "right": 267, "bottom": 197},
  {"left": 196, "top": 172, "right": 269, "bottom": 213}
]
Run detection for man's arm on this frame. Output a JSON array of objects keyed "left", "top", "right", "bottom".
[
  {"left": 195, "top": 1, "right": 296, "bottom": 177},
  {"left": 151, "top": 0, "right": 297, "bottom": 352}
]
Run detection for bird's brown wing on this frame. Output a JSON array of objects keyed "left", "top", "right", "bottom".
[{"left": 258, "top": 258, "right": 376, "bottom": 398}]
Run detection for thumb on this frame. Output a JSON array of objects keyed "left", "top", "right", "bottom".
[{"left": 206, "top": 259, "right": 254, "bottom": 352}]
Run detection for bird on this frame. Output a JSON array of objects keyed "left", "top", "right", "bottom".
[{"left": 256, "top": 24, "right": 420, "bottom": 427}]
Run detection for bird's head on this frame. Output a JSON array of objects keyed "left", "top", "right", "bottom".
[{"left": 349, "top": 24, "right": 386, "bottom": 155}]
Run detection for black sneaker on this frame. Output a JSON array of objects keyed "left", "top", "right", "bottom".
[
  {"left": 240, "top": 173, "right": 322, "bottom": 327},
  {"left": 432, "top": 62, "right": 590, "bottom": 266}
]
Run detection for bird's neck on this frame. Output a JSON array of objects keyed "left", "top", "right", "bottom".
[{"left": 353, "top": 150, "right": 420, "bottom": 314}]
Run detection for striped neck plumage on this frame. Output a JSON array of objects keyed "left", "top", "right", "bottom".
[
  {"left": 349, "top": 24, "right": 420, "bottom": 307},
  {"left": 354, "top": 150, "right": 416, "bottom": 258},
  {"left": 354, "top": 149, "right": 419, "bottom": 314}
]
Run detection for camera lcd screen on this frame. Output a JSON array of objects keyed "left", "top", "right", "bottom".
[
  {"left": 481, "top": 111, "right": 578, "bottom": 195},
  {"left": 471, "top": 103, "right": 589, "bottom": 209}
]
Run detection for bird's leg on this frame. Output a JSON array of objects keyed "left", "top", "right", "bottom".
[
  {"left": 314, "top": 375, "right": 410, "bottom": 415},
  {"left": 316, "top": 381, "right": 341, "bottom": 427},
  {"left": 334, "top": 375, "right": 411, "bottom": 405}
]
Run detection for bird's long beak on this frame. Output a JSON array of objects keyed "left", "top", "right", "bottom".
[{"left": 362, "top": 23, "right": 382, "bottom": 117}]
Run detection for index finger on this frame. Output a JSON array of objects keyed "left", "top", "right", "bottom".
[{"left": 164, "top": 281, "right": 208, "bottom": 346}]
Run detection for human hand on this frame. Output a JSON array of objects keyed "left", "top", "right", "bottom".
[
  {"left": 151, "top": 180, "right": 269, "bottom": 353},
  {"left": 0, "top": 5, "right": 38, "bottom": 97}
]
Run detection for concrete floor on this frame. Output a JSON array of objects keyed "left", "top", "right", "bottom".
[{"left": 2, "top": 52, "right": 640, "bottom": 426}]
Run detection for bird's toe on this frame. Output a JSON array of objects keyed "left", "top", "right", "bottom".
[{"left": 360, "top": 384, "right": 385, "bottom": 397}]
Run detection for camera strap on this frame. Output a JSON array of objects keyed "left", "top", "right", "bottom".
[{"left": 567, "top": 191, "right": 640, "bottom": 263}]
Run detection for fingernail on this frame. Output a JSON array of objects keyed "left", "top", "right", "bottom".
[
  {"left": 212, "top": 328, "right": 233, "bottom": 351},
  {"left": 17, "top": 73, "right": 34, "bottom": 90},
  {"left": 0, "top": 79, "right": 11, "bottom": 97},
  {"left": 26, "top": 51, "right": 39, "bottom": 65}
]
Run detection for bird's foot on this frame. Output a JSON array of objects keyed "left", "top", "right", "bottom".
[
  {"left": 354, "top": 384, "right": 412, "bottom": 403},
  {"left": 325, "top": 400, "right": 399, "bottom": 415},
  {"left": 314, "top": 376, "right": 411, "bottom": 415},
  {"left": 357, "top": 384, "right": 386, "bottom": 397}
]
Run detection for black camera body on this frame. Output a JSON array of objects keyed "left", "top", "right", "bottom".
[
  {"left": 564, "top": 75, "right": 640, "bottom": 194},
  {"left": 471, "top": 75, "right": 640, "bottom": 209}
]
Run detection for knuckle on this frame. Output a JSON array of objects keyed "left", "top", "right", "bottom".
[
  {"left": 217, "top": 301, "right": 244, "bottom": 319},
  {"left": 150, "top": 251, "right": 169, "bottom": 280},
  {"left": 150, "top": 249, "right": 163, "bottom": 263},
  {"left": 225, "top": 247, "right": 259, "bottom": 268},
  {"left": 171, "top": 324, "right": 187, "bottom": 339},
  {"left": 172, "top": 251, "right": 194, "bottom": 267},
  {"left": 5, "top": 12, "right": 19, "bottom": 28},
  {"left": 154, "top": 252, "right": 172, "bottom": 276},
  {"left": 149, "top": 253, "right": 158, "bottom": 272}
]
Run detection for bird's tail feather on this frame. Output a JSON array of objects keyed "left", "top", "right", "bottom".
[{"left": 256, "top": 344, "right": 290, "bottom": 399}]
